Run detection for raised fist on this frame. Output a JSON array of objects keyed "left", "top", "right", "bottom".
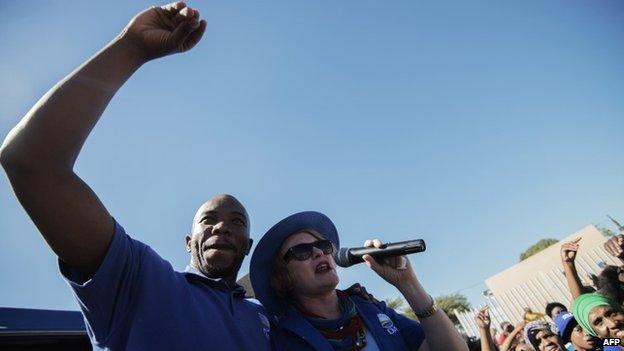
[
  {"left": 119, "top": 2, "right": 207, "bottom": 62},
  {"left": 604, "top": 234, "right": 624, "bottom": 259},
  {"left": 561, "top": 237, "right": 581, "bottom": 263},
  {"left": 474, "top": 307, "right": 491, "bottom": 329}
]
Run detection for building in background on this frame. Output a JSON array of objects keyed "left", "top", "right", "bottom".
[{"left": 456, "top": 225, "right": 621, "bottom": 338}]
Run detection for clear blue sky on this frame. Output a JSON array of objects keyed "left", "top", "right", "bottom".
[{"left": 1, "top": 0, "right": 623, "bottom": 311}]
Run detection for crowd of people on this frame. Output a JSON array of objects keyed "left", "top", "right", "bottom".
[{"left": 470, "top": 235, "right": 624, "bottom": 351}]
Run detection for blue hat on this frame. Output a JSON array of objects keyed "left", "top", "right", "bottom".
[
  {"left": 250, "top": 211, "right": 340, "bottom": 316},
  {"left": 554, "top": 311, "right": 577, "bottom": 343}
]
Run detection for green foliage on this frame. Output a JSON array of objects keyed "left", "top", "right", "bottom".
[
  {"left": 385, "top": 293, "right": 471, "bottom": 324},
  {"left": 435, "top": 293, "right": 471, "bottom": 325},
  {"left": 598, "top": 226, "right": 616, "bottom": 237},
  {"left": 519, "top": 238, "right": 559, "bottom": 261},
  {"left": 385, "top": 296, "right": 406, "bottom": 310}
]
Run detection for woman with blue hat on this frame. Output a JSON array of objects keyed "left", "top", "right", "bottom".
[{"left": 250, "top": 211, "right": 467, "bottom": 351}]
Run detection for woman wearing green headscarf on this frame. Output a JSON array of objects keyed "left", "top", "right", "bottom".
[{"left": 572, "top": 292, "right": 624, "bottom": 342}]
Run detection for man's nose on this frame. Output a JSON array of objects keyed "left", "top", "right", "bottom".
[{"left": 211, "top": 221, "right": 230, "bottom": 235}]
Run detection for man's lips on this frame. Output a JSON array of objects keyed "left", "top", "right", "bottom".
[{"left": 203, "top": 242, "right": 236, "bottom": 252}]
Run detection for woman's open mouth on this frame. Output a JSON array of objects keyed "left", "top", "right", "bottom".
[{"left": 315, "top": 262, "right": 331, "bottom": 274}]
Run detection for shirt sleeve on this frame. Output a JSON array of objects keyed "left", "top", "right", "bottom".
[
  {"left": 58, "top": 220, "right": 154, "bottom": 343},
  {"left": 379, "top": 301, "right": 426, "bottom": 350}
]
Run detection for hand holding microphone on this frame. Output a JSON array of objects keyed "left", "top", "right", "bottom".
[{"left": 335, "top": 238, "right": 426, "bottom": 289}]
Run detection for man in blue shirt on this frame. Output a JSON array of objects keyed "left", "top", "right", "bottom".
[{"left": 0, "top": 2, "right": 271, "bottom": 350}]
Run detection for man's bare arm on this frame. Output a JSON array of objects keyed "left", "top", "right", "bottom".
[{"left": 0, "top": 2, "right": 206, "bottom": 277}]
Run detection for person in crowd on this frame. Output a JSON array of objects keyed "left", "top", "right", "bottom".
[
  {"left": 500, "top": 322, "right": 526, "bottom": 351},
  {"left": 604, "top": 235, "right": 624, "bottom": 265},
  {"left": 596, "top": 265, "right": 624, "bottom": 306},
  {"left": 250, "top": 211, "right": 468, "bottom": 351},
  {"left": 572, "top": 293, "right": 624, "bottom": 343},
  {"left": 553, "top": 311, "right": 601, "bottom": 351},
  {"left": 561, "top": 238, "right": 597, "bottom": 300},
  {"left": 523, "top": 321, "right": 568, "bottom": 351},
  {"left": 523, "top": 307, "right": 547, "bottom": 322},
  {"left": 0, "top": 3, "right": 271, "bottom": 351},
  {"left": 498, "top": 322, "right": 515, "bottom": 346},
  {"left": 475, "top": 307, "right": 498, "bottom": 351},
  {"left": 546, "top": 302, "right": 569, "bottom": 320}
]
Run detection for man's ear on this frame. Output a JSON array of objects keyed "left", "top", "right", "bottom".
[
  {"left": 185, "top": 234, "right": 192, "bottom": 253},
  {"left": 245, "top": 238, "right": 254, "bottom": 255}
]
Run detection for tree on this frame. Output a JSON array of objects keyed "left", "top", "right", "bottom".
[
  {"left": 519, "top": 238, "right": 559, "bottom": 261},
  {"left": 385, "top": 296, "right": 406, "bottom": 311},
  {"left": 385, "top": 293, "right": 471, "bottom": 324},
  {"left": 597, "top": 226, "right": 616, "bottom": 238},
  {"left": 435, "top": 293, "right": 471, "bottom": 325}
]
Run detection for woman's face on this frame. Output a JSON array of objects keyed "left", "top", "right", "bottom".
[
  {"left": 534, "top": 329, "right": 566, "bottom": 351},
  {"left": 588, "top": 305, "right": 624, "bottom": 340},
  {"left": 279, "top": 231, "right": 340, "bottom": 299},
  {"left": 569, "top": 324, "right": 598, "bottom": 350}
]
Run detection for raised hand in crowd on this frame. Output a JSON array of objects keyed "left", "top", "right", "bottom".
[
  {"left": 474, "top": 307, "right": 498, "bottom": 351},
  {"left": 500, "top": 321, "right": 526, "bottom": 351},
  {"left": 604, "top": 234, "right": 624, "bottom": 263},
  {"left": 561, "top": 238, "right": 585, "bottom": 299}
]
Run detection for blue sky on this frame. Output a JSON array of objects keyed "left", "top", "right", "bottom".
[{"left": 1, "top": 0, "right": 623, "bottom": 311}]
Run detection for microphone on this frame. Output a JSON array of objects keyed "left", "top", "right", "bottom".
[{"left": 334, "top": 239, "right": 426, "bottom": 268}]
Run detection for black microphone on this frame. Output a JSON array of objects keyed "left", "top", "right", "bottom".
[{"left": 334, "top": 239, "right": 426, "bottom": 268}]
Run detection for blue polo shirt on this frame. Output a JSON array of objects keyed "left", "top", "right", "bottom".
[{"left": 59, "top": 221, "right": 271, "bottom": 351}]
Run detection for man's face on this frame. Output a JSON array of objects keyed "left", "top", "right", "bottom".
[
  {"left": 589, "top": 305, "right": 624, "bottom": 340},
  {"left": 570, "top": 324, "right": 599, "bottom": 350},
  {"left": 551, "top": 306, "right": 565, "bottom": 318},
  {"left": 535, "top": 329, "right": 566, "bottom": 351},
  {"left": 185, "top": 195, "right": 251, "bottom": 279}
]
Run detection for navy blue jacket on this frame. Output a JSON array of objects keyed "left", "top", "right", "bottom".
[{"left": 271, "top": 294, "right": 426, "bottom": 351}]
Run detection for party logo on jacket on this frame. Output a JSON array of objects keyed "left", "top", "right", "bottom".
[{"left": 377, "top": 313, "right": 398, "bottom": 335}]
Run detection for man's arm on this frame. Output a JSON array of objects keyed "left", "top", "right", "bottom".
[
  {"left": 561, "top": 238, "right": 584, "bottom": 299},
  {"left": 0, "top": 2, "right": 206, "bottom": 278}
]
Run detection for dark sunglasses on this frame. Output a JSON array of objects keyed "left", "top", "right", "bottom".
[{"left": 282, "top": 240, "right": 334, "bottom": 263}]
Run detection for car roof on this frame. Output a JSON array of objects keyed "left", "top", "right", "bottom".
[{"left": 0, "top": 307, "right": 85, "bottom": 334}]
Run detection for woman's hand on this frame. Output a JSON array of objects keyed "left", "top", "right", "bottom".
[
  {"left": 361, "top": 238, "right": 418, "bottom": 290},
  {"left": 475, "top": 307, "right": 491, "bottom": 330}
]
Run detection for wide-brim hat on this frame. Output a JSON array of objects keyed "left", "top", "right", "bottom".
[{"left": 250, "top": 211, "right": 339, "bottom": 316}]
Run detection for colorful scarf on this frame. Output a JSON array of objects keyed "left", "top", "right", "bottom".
[{"left": 298, "top": 290, "right": 367, "bottom": 351}]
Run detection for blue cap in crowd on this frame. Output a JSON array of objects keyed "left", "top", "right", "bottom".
[{"left": 554, "top": 311, "right": 576, "bottom": 343}]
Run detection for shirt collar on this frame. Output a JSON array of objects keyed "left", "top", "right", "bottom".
[{"left": 183, "top": 265, "right": 247, "bottom": 297}]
